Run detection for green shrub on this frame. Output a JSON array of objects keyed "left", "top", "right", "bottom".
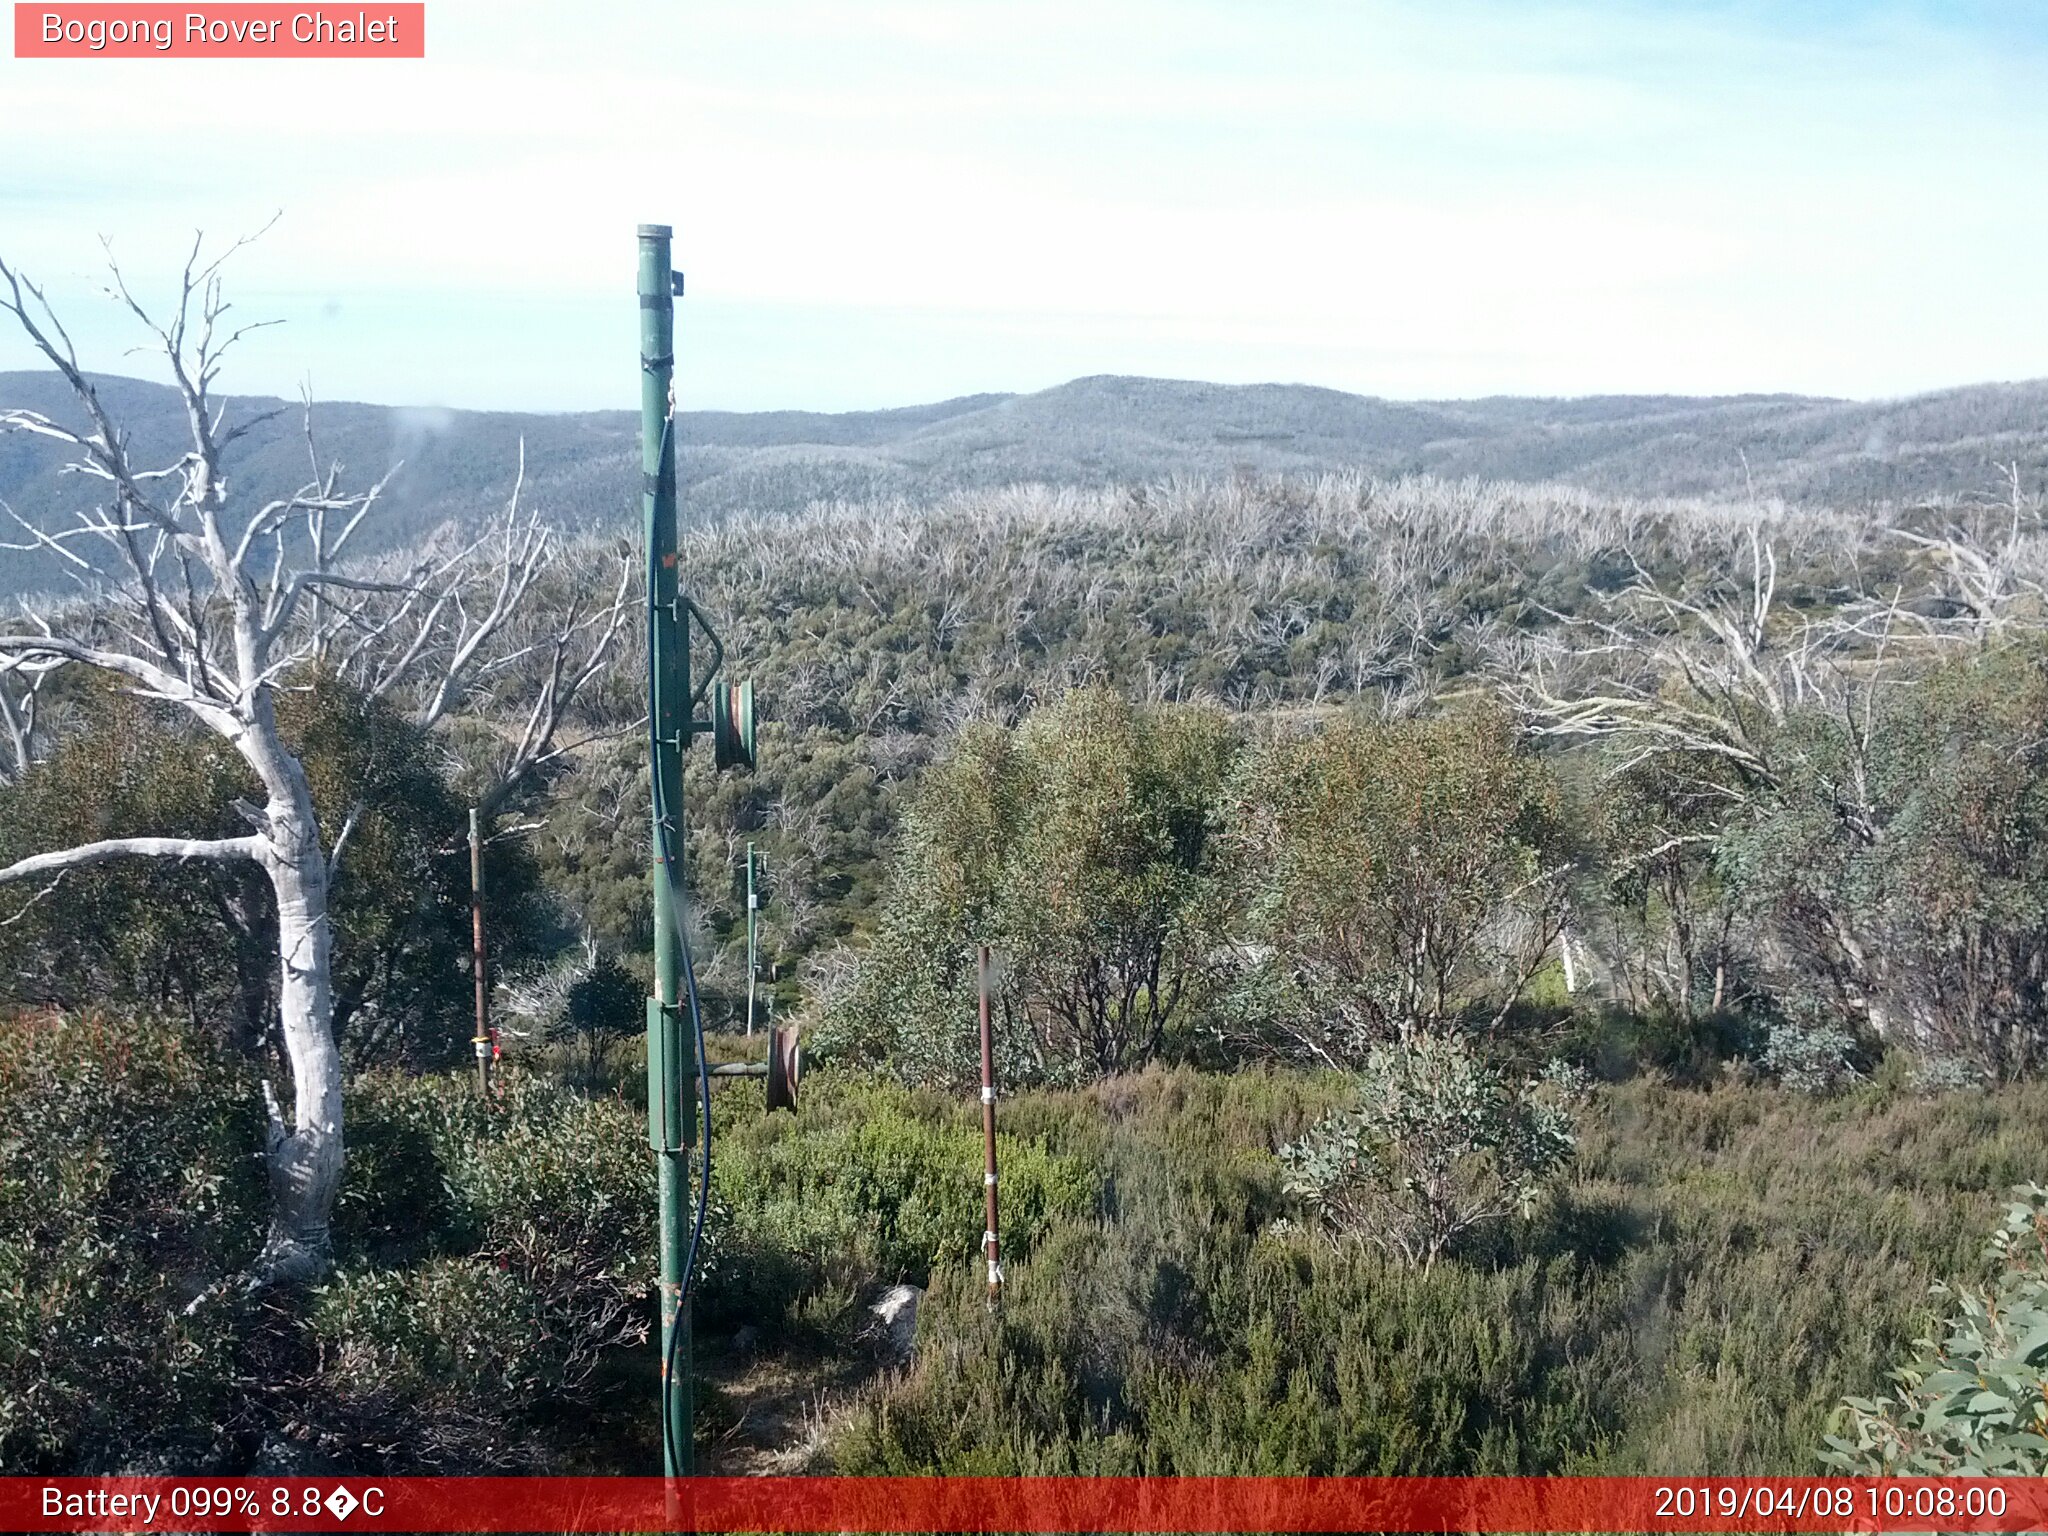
[
  {"left": 705, "top": 1075, "right": 1101, "bottom": 1334},
  {"left": 833, "top": 1068, "right": 2048, "bottom": 1476},
  {"left": 819, "top": 690, "right": 1237, "bottom": 1088},
  {"left": 0, "top": 1010, "right": 263, "bottom": 1471},
  {"left": 1280, "top": 1036, "right": 1583, "bottom": 1270},
  {"left": 833, "top": 1065, "right": 1617, "bottom": 1475},
  {"left": 313, "top": 1257, "right": 548, "bottom": 1404},
  {"left": 1760, "top": 1021, "right": 1864, "bottom": 1095},
  {"left": 1823, "top": 1184, "right": 2048, "bottom": 1474},
  {"left": 310, "top": 1068, "right": 659, "bottom": 1469},
  {"left": 340, "top": 1069, "right": 656, "bottom": 1313},
  {"left": 1725, "top": 647, "right": 2048, "bottom": 1079},
  {"left": 1224, "top": 707, "right": 1574, "bottom": 1059}
]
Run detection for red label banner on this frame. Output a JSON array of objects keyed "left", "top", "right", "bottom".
[
  {"left": 13, "top": 4, "right": 424, "bottom": 57},
  {"left": 4, "top": 1476, "right": 2046, "bottom": 1532}
]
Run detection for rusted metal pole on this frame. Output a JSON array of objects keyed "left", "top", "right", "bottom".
[
  {"left": 468, "top": 805, "right": 491, "bottom": 1095},
  {"left": 978, "top": 944, "right": 1002, "bottom": 1310}
]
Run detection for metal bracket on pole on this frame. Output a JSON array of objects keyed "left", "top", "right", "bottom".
[{"left": 645, "top": 997, "right": 694, "bottom": 1154}]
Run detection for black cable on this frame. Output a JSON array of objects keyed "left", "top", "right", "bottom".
[{"left": 648, "top": 412, "right": 714, "bottom": 1478}]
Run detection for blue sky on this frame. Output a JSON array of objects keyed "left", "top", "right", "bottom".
[{"left": 1, "top": 0, "right": 2044, "bottom": 411}]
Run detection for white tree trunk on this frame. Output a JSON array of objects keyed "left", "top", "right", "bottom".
[
  {"left": 249, "top": 751, "right": 345, "bottom": 1286},
  {"left": 2, "top": 240, "right": 621, "bottom": 1292}
]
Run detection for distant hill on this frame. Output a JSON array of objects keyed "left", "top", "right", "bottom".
[{"left": 1, "top": 369, "right": 2043, "bottom": 594}]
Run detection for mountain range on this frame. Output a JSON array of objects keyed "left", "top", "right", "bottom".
[{"left": 1, "top": 369, "right": 2042, "bottom": 595}]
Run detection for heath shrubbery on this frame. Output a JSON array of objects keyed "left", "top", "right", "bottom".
[
  {"left": 1824, "top": 1184, "right": 2048, "bottom": 1474},
  {"left": 1, "top": 1024, "right": 665, "bottom": 1473},
  {"left": 0, "top": 1011, "right": 263, "bottom": 1471},
  {"left": 311, "top": 1069, "right": 658, "bottom": 1467},
  {"left": 833, "top": 1067, "right": 2048, "bottom": 1477},
  {"left": 1280, "top": 1035, "right": 1587, "bottom": 1270},
  {"left": 704, "top": 1074, "right": 1103, "bottom": 1337}
]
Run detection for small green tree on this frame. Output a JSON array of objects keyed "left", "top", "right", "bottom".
[
  {"left": 562, "top": 947, "right": 642, "bottom": 1091},
  {"left": 822, "top": 688, "right": 1236, "bottom": 1087},
  {"left": 1724, "top": 646, "right": 2048, "bottom": 1078},
  {"left": 1280, "top": 1033, "right": 1582, "bottom": 1271},
  {"left": 1592, "top": 752, "right": 1745, "bottom": 1021},
  {"left": 0, "top": 683, "right": 251, "bottom": 1036},
  {"left": 1823, "top": 1185, "right": 2048, "bottom": 1474},
  {"left": 1225, "top": 706, "right": 1573, "bottom": 1064}
]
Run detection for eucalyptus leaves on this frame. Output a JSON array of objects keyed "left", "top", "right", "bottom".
[
  {"left": 1279, "top": 1033, "right": 1585, "bottom": 1271},
  {"left": 1824, "top": 1184, "right": 2048, "bottom": 1474}
]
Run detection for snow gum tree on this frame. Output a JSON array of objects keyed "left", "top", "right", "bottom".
[{"left": 0, "top": 239, "right": 627, "bottom": 1286}]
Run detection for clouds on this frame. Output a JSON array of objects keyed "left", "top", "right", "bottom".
[{"left": 0, "top": 0, "right": 2042, "bottom": 409}]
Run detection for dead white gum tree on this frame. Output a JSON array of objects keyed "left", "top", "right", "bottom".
[
  {"left": 1502, "top": 520, "right": 2026, "bottom": 1038},
  {"left": 0, "top": 238, "right": 629, "bottom": 1287}
]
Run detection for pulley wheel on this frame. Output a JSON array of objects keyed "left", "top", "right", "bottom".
[
  {"left": 713, "top": 678, "right": 756, "bottom": 771},
  {"left": 765, "top": 1023, "right": 801, "bottom": 1112}
]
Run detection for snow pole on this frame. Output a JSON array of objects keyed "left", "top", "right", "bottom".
[
  {"left": 979, "top": 945, "right": 1002, "bottom": 1310},
  {"left": 468, "top": 805, "right": 491, "bottom": 1096}
]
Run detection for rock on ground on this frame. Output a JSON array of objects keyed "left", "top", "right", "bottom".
[{"left": 867, "top": 1283, "right": 922, "bottom": 1364}]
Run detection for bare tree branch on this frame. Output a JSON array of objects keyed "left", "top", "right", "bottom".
[{"left": 0, "top": 833, "right": 263, "bottom": 885}]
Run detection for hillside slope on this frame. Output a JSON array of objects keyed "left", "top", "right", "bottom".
[{"left": 2, "top": 369, "right": 2042, "bottom": 594}]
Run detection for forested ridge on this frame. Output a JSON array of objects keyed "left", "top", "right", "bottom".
[{"left": 6, "top": 366, "right": 2048, "bottom": 598}]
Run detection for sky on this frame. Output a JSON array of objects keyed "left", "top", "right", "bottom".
[{"left": 1, "top": 0, "right": 2045, "bottom": 412}]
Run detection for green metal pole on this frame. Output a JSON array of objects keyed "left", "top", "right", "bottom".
[{"left": 639, "top": 222, "right": 694, "bottom": 1478}]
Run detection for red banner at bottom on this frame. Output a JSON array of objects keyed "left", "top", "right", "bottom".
[{"left": 8, "top": 1475, "right": 2044, "bottom": 1533}]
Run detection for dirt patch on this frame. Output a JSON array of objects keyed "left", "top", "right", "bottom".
[{"left": 697, "top": 1342, "right": 881, "bottom": 1475}]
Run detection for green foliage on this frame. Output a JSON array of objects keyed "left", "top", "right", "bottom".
[
  {"left": 538, "top": 474, "right": 1816, "bottom": 996},
  {"left": 1588, "top": 751, "right": 1746, "bottom": 1023},
  {"left": 313, "top": 1069, "right": 658, "bottom": 1469},
  {"left": 307, "top": 1258, "right": 553, "bottom": 1464},
  {"left": 703, "top": 1074, "right": 1101, "bottom": 1335},
  {"left": 565, "top": 950, "right": 642, "bottom": 1047},
  {"left": 1759, "top": 1021, "right": 1864, "bottom": 1095},
  {"left": 12, "top": 993, "right": 2048, "bottom": 1479},
  {"left": 833, "top": 1067, "right": 2048, "bottom": 1476},
  {"left": 19, "top": 457, "right": 2048, "bottom": 1480},
  {"left": 1724, "top": 646, "right": 2048, "bottom": 1078},
  {"left": 1224, "top": 707, "right": 1573, "bottom": 1060},
  {"left": 0, "top": 675, "right": 550, "bottom": 1067},
  {"left": 1823, "top": 1185, "right": 2048, "bottom": 1474},
  {"left": 0, "top": 1011, "right": 263, "bottom": 1472},
  {"left": 1281, "top": 1037, "right": 1584, "bottom": 1269},
  {"left": 337, "top": 1067, "right": 654, "bottom": 1275},
  {"left": 822, "top": 690, "right": 1236, "bottom": 1087},
  {"left": 0, "top": 685, "right": 254, "bottom": 1035},
  {"left": 288, "top": 679, "right": 553, "bottom": 1067}
]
